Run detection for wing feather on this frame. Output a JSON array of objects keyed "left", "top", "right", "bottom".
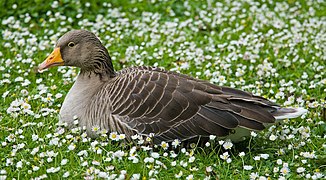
[{"left": 104, "top": 67, "right": 282, "bottom": 142}]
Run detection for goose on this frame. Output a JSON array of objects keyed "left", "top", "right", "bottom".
[{"left": 38, "top": 30, "right": 307, "bottom": 143}]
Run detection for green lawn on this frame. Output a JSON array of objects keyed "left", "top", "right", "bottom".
[{"left": 0, "top": 0, "right": 325, "bottom": 179}]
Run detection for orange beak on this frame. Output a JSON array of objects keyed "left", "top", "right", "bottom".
[{"left": 38, "top": 47, "right": 64, "bottom": 71}]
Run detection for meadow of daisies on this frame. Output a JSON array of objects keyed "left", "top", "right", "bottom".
[{"left": 0, "top": 0, "right": 325, "bottom": 179}]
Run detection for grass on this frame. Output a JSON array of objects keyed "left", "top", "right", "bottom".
[{"left": 0, "top": 0, "right": 325, "bottom": 179}]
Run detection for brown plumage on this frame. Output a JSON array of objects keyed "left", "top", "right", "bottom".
[{"left": 38, "top": 30, "right": 307, "bottom": 143}]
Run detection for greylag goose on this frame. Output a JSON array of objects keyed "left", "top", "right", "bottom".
[{"left": 38, "top": 30, "right": 307, "bottom": 143}]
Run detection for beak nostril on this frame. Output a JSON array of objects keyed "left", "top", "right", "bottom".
[{"left": 39, "top": 47, "right": 63, "bottom": 70}]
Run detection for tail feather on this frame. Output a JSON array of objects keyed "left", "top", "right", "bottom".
[{"left": 272, "top": 107, "right": 307, "bottom": 120}]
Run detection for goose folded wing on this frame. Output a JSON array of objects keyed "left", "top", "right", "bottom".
[{"left": 108, "top": 67, "right": 278, "bottom": 142}]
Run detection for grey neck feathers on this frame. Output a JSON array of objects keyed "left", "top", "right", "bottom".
[{"left": 81, "top": 45, "right": 115, "bottom": 79}]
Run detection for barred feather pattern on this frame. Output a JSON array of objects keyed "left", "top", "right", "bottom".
[{"left": 84, "top": 66, "right": 280, "bottom": 142}]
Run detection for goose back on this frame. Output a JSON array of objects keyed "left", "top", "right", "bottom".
[{"left": 86, "top": 66, "right": 279, "bottom": 142}]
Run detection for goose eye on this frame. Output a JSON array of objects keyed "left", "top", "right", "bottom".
[{"left": 68, "top": 42, "right": 75, "bottom": 47}]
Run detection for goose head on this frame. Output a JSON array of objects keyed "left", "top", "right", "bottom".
[{"left": 38, "top": 30, "right": 115, "bottom": 76}]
